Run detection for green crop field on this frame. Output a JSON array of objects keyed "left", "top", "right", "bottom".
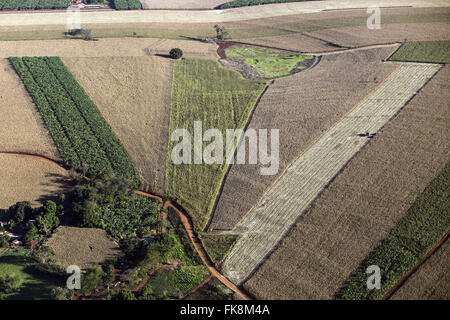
[
  {"left": 226, "top": 45, "right": 293, "bottom": 59},
  {"left": 166, "top": 59, "right": 267, "bottom": 231},
  {"left": 9, "top": 57, "right": 139, "bottom": 187},
  {"left": 0, "top": 0, "right": 70, "bottom": 10},
  {"left": 390, "top": 41, "right": 450, "bottom": 64},
  {"left": 218, "top": 0, "right": 310, "bottom": 9},
  {"left": 110, "top": 0, "right": 141, "bottom": 10},
  {"left": 0, "top": 248, "right": 63, "bottom": 300},
  {"left": 338, "top": 162, "right": 450, "bottom": 300}
]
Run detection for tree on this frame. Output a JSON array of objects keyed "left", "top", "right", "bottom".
[
  {"left": 113, "top": 289, "right": 136, "bottom": 300},
  {"left": 23, "top": 223, "right": 39, "bottom": 243},
  {"left": 80, "top": 266, "right": 106, "bottom": 295},
  {"left": 0, "top": 234, "right": 9, "bottom": 248},
  {"left": 0, "top": 273, "right": 22, "bottom": 299},
  {"left": 32, "top": 245, "right": 55, "bottom": 264},
  {"left": 82, "top": 29, "right": 93, "bottom": 41},
  {"left": 214, "top": 25, "right": 230, "bottom": 40},
  {"left": 169, "top": 48, "right": 183, "bottom": 59},
  {"left": 8, "top": 201, "right": 33, "bottom": 223},
  {"left": 36, "top": 201, "right": 59, "bottom": 235}
]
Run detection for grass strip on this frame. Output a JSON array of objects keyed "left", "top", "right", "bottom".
[
  {"left": 389, "top": 41, "right": 450, "bottom": 64},
  {"left": 338, "top": 162, "right": 450, "bottom": 299}
]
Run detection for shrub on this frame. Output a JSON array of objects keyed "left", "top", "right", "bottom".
[{"left": 169, "top": 48, "right": 183, "bottom": 60}]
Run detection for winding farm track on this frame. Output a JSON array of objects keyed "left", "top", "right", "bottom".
[
  {"left": 0, "top": 152, "right": 250, "bottom": 300},
  {"left": 222, "top": 62, "right": 442, "bottom": 285},
  {"left": 0, "top": 0, "right": 449, "bottom": 26}
]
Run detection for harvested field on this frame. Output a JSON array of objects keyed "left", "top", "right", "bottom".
[
  {"left": 391, "top": 239, "right": 450, "bottom": 300},
  {"left": 0, "top": 154, "right": 69, "bottom": 209},
  {"left": 0, "top": 58, "right": 59, "bottom": 159},
  {"left": 208, "top": 46, "right": 399, "bottom": 231},
  {"left": 242, "top": 65, "right": 450, "bottom": 299},
  {"left": 62, "top": 56, "right": 173, "bottom": 195},
  {"left": 223, "top": 62, "right": 440, "bottom": 285},
  {"left": 0, "top": 38, "right": 218, "bottom": 59},
  {"left": 45, "top": 226, "right": 122, "bottom": 269},
  {"left": 141, "top": 0, "right": 230, "bottom": 9},
  {"left": 306, "top": 22, "right": 450, "bottom": 48}
]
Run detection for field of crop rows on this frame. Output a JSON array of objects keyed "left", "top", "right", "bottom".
[
  {"left": 222, "top": 63, "right": 441, "bottom": 284},
  {"left": 0, "top": 0, "right": 70, "bottom": 10},
  {"left": 9, "top": 57, "right": 139, "bottom": 187}
]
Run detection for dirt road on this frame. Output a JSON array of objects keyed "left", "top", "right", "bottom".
[{"left": 0, "top": 1, "right": 448, "bottom": 27}]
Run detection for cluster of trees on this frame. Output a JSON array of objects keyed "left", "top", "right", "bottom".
[
  {"left": 9, "top": 57, "right": 139, "bottom": 187},
  {"left": 72, "top": 175, "right": 159, "bottom": 239},
  {"left": 63, "top": 29, "right": 94, "bottom": 41},
  {"left": 0, "top": 0, "right": 71, "bottom": 10},
  {"left": 213, "top": 25, "right": 230, "bottom": 40},
  {"left": 5, "top": 200, "right": 61, "bottom": 243}
]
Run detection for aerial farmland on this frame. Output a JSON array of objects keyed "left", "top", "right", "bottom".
[{"left": 0, "top": 0, "right": 448, "bottom": 309}]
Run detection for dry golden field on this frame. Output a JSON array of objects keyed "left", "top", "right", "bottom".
[
  {"left": 62, "top": 56, "right": 173, "bottom": 195},
  {"left": 391, "top": 239, "right": 449, "bottom": 300},
  {"left": 140, "top": 0, "right": 230, "bottom": 9},
  {"left": 0, "top": 154, "right": 69, "bottom": 209},
  {"left": 45, "top": 226, "right": 122, "bottom": 269},
  {"left": 242, "top": 65, "right": 450, "bottom": 299},
  {"left": 209, "top": 46, "right": 399, "bottom": 231},
  {"left": 0, "top": 58, "right": 59, "bottom": 159},
  {"left": 0, "top": 38, "right": 218, "bottom": 59}
]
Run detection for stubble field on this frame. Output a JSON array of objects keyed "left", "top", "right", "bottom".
[{"left": 62, "top": 56, "right": 173, "bottom": 195}]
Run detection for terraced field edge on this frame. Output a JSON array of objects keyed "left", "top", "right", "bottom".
[{"left": 337, "top": 161, "right": 450, "bottom": 300}]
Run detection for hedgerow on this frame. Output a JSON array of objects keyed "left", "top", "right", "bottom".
[
  {"left": 110, "top": 0, "right": 141, "bottom": 10},
  {"left": 218, "top": 0, "right": 310, "bottom": 9},
  {"left": 0, "top": 0, "right": 71, "bottom": 10},
  {"left": 338, "top": 162, "right": 450, "bottom": 299},
  {"left": 9, "top": 57, "right": 139, "bottom": 186}
]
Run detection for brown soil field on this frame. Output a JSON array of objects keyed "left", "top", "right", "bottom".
[
  {"left": 0, "top": 59, "right": 59, "bottom": 159},
  {"left": 390, "top": 238, "right": 449, "bottom": 300},
  {"left": 0, "top": 38, "right": 218, "bottom": 59},
  {"left": 307, "top": 22, "right": 450, "bottom": 48},
  {"left": 0, "top": 154, "right": 69, "bottom": 210},
  {"left": 242, "top": 65, "right": 450, "bottom": 299},
  {"left": 241, "top": 33, "right": 342, "bottom": 53},
  {"left": 45, "top": 226, "right": 122, "bottom": 269},
  {"left": 62, "top": 56, "right": 173, "bottom": 195},
  {"left": 0, "top": 7, "right": 447, "bottom": 41},
  {"left": 141, "top": 0, "right": 230, "bottom": 9},
  {"left": 208, "top": 46, "right": 399, "bottom": 231}
]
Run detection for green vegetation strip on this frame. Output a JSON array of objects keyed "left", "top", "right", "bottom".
[
  {"left": 111, "top": 0, "right": 141, "bottom": 10},
  {"left": 166, "top": 59, "right": 266, "bottom": 231},
  {"left": 226, "top": 45, "right": 314, "bottom": 78},
  {"left": 338, "top": 162, "right": 450, "bottom": 300},
  {"left": 9, "top": 57, "right": 139, "bottom": 187},
  {"left": 218, "top": 0, "right": 311, "bottom": 9},
  {"left": 390, "top": 41, "right": 450, "bottom": 64},
  {"left": 0, "top": 0, "right": 70, "bottom": 10},
  {"left": 199, "top": 233, "right": 239, "bottom": 267}
]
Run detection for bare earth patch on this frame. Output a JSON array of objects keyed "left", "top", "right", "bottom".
[
  {"left": 391, "top": 238, "right": 450, "bottom": 300},
  {"left": 0, "top": 58, "right": 59, "bottom": 160},
  {"left": 62, "top": 56, "right": 173, "bottom": 195},
  {"left": 306, "top": 22, "right": 450, "bottom": 48},
  {"left": 0, "top": 38, "right": 218, "bottom": 59},
  {"left": 0, "top": 154, "right": 69, "bottom": 209},
  {"left": 242, "top": 65, "right": 450, "bottom": 299},
  {"left": 45, "top": 226, "right": 122, "bottom": 269},
  {"left": 208, "top": 46, "right": 399, "bottom": 231}
]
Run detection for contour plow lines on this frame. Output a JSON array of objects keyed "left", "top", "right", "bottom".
[
  {"left": 0, "top": 152, "right": 250, "bottom": 300},
  {"left": 221, "top": 63, "right": 441, "bottom": 285}
]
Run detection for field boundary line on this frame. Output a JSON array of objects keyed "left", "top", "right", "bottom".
[
  {"left": 383, "top": 229, "right": 450, "bottom": 300},
  {"left": 230, "top": 54, "right": 403, "bottom": 231}
]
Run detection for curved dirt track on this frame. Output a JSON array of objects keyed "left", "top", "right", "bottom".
[
  {"left": 0, "top": 152, "right": 250, "bottom": 300},
  {"left": 0, "top": 0, "right": 448, "bottom": 26}
]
